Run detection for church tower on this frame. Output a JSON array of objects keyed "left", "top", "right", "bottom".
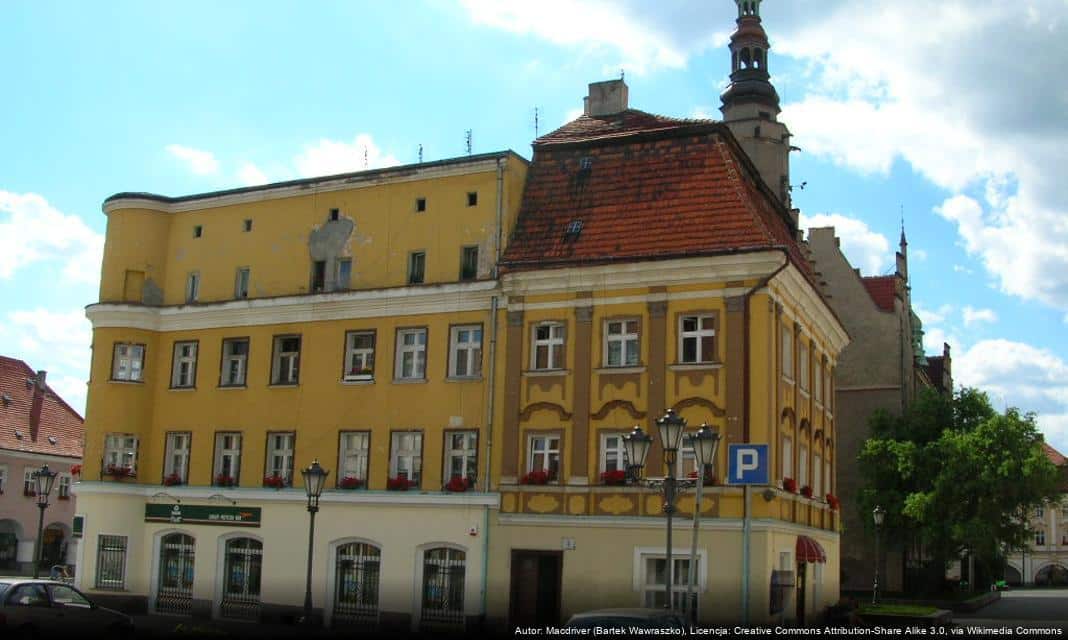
[{"left": 720, "top": 0, "right": 794, "bottom": 214}]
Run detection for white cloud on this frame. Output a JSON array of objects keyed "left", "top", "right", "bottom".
[
  {"left": 962, "top": 306, "right": 998, "bottom": 327},
  {"left": 563, "top": 107, "right": 584, "bottom": 125},
  {"left": 237, "top": 163, "right": 269, "bottom": 186},
  {"left": 911, "top": 248, "right": 927, "bottom": 262},
  {"left": 294, "top": 134, "right": 400, "bottom": 178},
  {"left": 952, "top": 264, "right": 974, "bottom": 275},
  {"left": 800, "top": 212, "right": 890, "bottom": 275},
  {"left": 0, "top": 191, "right": 104, "bottom": 287},
  {"left": 165, "top": 144, "right": 219, "bottom": 175},
  {"left": 0, "top": 308, "right": 92, "bottom": 414},
  {"left": 914, "top": 302, "right": 953, "bottom": 327}
]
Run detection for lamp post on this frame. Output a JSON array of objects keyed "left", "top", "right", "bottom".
[
  {"left": 31, "top": 464, "right": 58, "bottom": 579},
  {"left": 872, "top": 505, "right": 885, "bottom": 605},
  {"left": 686, "top": 424, "right": 721, "bottom": 624},
  {"left": 301, "top": 459, "right": 328, "bottom": 625},
  {"left": 624, "top": 410, "right": 720, "bottom": 614}
]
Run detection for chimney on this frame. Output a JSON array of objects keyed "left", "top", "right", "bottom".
[
  {"left": 583, "top": 79, "right": 629, "bottom": 116},
  {"left": 29, "top": 370, "right": 46, "bottom": 442}
]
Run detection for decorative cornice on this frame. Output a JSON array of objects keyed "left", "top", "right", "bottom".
[
  {"left": 497, "top": 513, "right": 839, "bottom": 539},
  {"left": 768, "top": 265, "right": 850, "bottom": 354},
  {"left": 87, "top": 280, "right": 499, "bottom": 331},
  {"left": 671, "top": 396, "right": 726, "bottom": 417},
  {"left": 591, "top": 399, "right": 646, "bottom": 421},
  {"left": 518, "top": 402, "right": 573, "bottom": 422}
]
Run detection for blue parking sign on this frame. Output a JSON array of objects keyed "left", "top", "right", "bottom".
[{"left": 727, "top": 444, "right": 769, "bottom": 485}]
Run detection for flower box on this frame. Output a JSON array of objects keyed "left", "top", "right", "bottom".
[
  {"left": 800, "top": 485, "right": 813, "bottom": 498},
  {"left": 70, "top": 464, "right": 82, "bottom": 476},
  {"left": 162, "top": 473, "right": 183, "bottom": 487},
  {"left": 57, "top": 494, "right": 70, "bottom": 500},
  {"left": 687, "top": 466, "right": 717, "bottom": 485},
  {"left": 782, "top": 477, "right": 797, "bottom": 493},
  {"left": 262, "top": 474, "right": 287, "bottom": 489},
  {"left": 600, "top": 469, "right": 628, "bottom": 486},
  {"left": 214, "top": 474, "right": 236, "bottom": 487},
  {"left": 105, "top": 465, "right": 135, "bottom": 479},
  {"left": 387, "top": 476, "right": 413, "bottom": 491},
  {"left": 521, "top": 470, "right": 552, "bottom": 485},
  {"left": 445, "top": 476, "right": 474, "bottom": 492},
  {"left": 826, "top": 493, "right": 840, "bottom": 511},
  {"left": 338, "top": 476, "right": 364, "bottom": 490}
]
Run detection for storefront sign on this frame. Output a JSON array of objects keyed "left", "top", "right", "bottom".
[{"left": 144, "top": 504, "right": 261, "bottom": 527}]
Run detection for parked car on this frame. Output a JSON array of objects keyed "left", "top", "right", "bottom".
[
  {"left": 0, "top": 578, "right": 135, "bottom": 638},
  {"left": 564, "top": 608, "right": 688, "bottom": 631}
]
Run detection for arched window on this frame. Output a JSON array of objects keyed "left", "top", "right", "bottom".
[
  {"left": 156, "top": 533, "right": 195, "bottom": 615},
  {"left": 741, "top": 48, "right": 752, "bottom": 69},
  {"left": 754, "top": 48, "right": 764, "bottom": 69},
  {"left": 333, "top": 542, "right": 381, "bottom": 625},
  {"left": 420, "top": 547, "right": 466, "bottom": 630},
  {"left": 221, "top": 537, "right": 262, "bottom": 620}
]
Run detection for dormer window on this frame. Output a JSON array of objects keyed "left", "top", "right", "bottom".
[{"left": 564, "top": 220, "right": 583, "bottom": 241}]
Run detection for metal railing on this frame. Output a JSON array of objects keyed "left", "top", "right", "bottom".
[
  {"left": 220, "top": 538, "right": 262, "bottom": 621},
  {"left": 332, "top": 543, "right": 381, "bottom": 625},
  {"left": 95, "top": 535, "right": 127, "bottom": 590},
  {"left": 156, "top": 533, "right": 195, "bottom": 615},
  {"left": 420, "top": 548, "right": 466, "bottom": 630}
]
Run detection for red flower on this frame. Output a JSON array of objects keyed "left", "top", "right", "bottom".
[
  {"left": 782, "top": 477, "right": 797, "bottom": 493},
  {"left": 600, "top": 469, "right": 628, "bottom": 486},
  {"left": 262, "top": 474, "right": 287, "bottom": 489},
  {"left": 106, "top": 464, "right": 134, "bottom": 478},
  {"left": 387, "top": 476, "right": 413, "bottom": 491},
  {"left": 338, "top": 476, "right": 364, "bottom": 489},
  {"left": 687, "top": 466, "right": 717, "bottom": 485},
  {"left": 445, "top": 475, "right": 473, "bottom": 492},
  {"left": 215, "top": 474, "right": 236, "bottom": 487},
  {"left": 521, "top": 470, "right": 551, "bottom": 485},
  {"left": 826, "top": 494, "right": 840, "bottom": 511},
  {"left": 162, "top": 473, "right": 183, "bottom": 487},
  {"left": 800, "top": 485, "right": 813, "bottom": 498},
  {"left": 70, "top": 464, "right": 82, "bottom": 476}
]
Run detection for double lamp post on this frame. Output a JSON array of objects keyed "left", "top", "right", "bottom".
[{"left": 30, "top": 464, "right": 59, "bottom": 579}]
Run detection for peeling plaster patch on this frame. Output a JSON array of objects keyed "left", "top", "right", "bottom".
[
  {"left": 308, "top": 216, "right": 356, "bottom": 291},
  {"left": 142, "top": 278, "right": 163, "bottom": 305}
]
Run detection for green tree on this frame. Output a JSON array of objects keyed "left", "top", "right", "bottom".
[{"left": 858, "top": 388, "right": 1060, "bottom": 593}]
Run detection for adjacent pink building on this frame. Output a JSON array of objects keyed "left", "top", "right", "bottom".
[{"left": 0, "top": 355, "right": 84, "bottom": 575}]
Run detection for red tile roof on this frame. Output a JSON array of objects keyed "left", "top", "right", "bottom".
[
  {"left": 861, "top": 276, "right": 897, "bottom": 312},
  {"left": 0, "top": 355, "right": 83, "bottom": 459},
  {"left": 1043, "top": 442, "right": 1066, "bottom": 467},
  {"left": 501, "top": 110, "right": 813, "bottom": 278}
]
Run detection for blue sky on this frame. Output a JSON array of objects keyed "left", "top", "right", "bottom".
[{"left": 2, "top": 1, "right": 1067, "bottom": 452}]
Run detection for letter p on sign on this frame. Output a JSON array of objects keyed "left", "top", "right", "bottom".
[{"left": 727, "top": 444, "right": 769, "bottom": 485}]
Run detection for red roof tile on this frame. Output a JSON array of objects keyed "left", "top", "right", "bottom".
[
  {"left": 861, "top": 276, "right": 897, "bottom": 312},
  {"left": 1043, "top": 442, "right": 1066, "bottom": 467},
  {"left": 501, "top": 110, "right": 812, "bottom": 278},
  {"left": 0, "top": 355, "right": 83, "bottom": 459}
]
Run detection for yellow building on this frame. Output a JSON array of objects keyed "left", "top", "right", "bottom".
[{"left": 76, "top": 151, "right": 528, "bottom": 632}]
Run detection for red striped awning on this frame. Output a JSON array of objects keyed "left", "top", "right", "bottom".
[{"left": 796, "top": 536, "right": 827, "bottom": 563}]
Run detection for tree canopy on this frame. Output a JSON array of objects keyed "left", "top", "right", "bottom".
[{"left": 857, "top": 387, "right": 1061, "bottom": 590}]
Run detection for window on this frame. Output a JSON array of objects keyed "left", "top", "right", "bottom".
[
  {"left": 420, "top": 547, "right": 465, "bottom": 627},
  {"left": 415, "top": 197, "right": 426, "bottom": 212},
  {"left": 336, "top": 258, "right": 352, "bottom": 290},
  {"left": 527, "top": 434, "right": 560, "bottom": 481},
  {"left": 395, "top": 328, "right": 427, "bottom": 380},
  {"left": 679, "top": 315, "right": 716, "bottom": 364},
  {"left": 824, "top": 368, "right": 832, "bottom": 409},
  {"left": 408, "top": 251, "right": 426, "bottom": 285},
  {"left": 170, "top": 341, "right": 198, "bottom": 388},
  {"left": 186, "top": 272, "right": 200, "bottom": 303},
  {"left": 600, "top": 432, "right": 629, "bottom": 473},
  {"left": 334, "top": 542, "right": 381, "bottom": 623},
  {"left": 104, "top": 434, "right": 139, "bottom": 475},
  {"left": 824, "top": 460, "right": 832, "bottom": 497},
  {"left": 532, "top": 323, "right": 565, "bottom": 370},
  {"left": 235, "top": 267, "right": 250, "bottom": 299},
  {"left": 23, "top": 467, "right": 36, "bottom": 496},
  {"left": 605, "top": 319, "right": 640, "bottom": 367},
  {"left": 675, "top": 435, "right": 703, "bottom": 479},
  {"left": 466, "top": 192, "right": 478, "bottom": 207},
  {"left": 799, "top": 340, "right": 810, "bottom": 391},
  {"left": 95, "top": 535, "right": 128, "bottom": 589},
  {"left": 221, "top": 538, "right": 262, "bottom": 619},
  {"left": 164, "top": 432, "right": 191, "bottom": 483},
  {"left": 214, "top": 433, "right": 242, "bottom": 485},
  {"left": 57, "top": 474, "right": 72, "bottom": 499},
  {"left": 49, "top": 584, "right": 90, "bottom": 607},
  {"left": 265, "top": 432, "right": 295, "bottom": 484},
  {"left": 640, "top": 555, "right": 694, "bottom": 610},
  {"left": 220, "top": 338, "right": 249, "bottom": 387},
  {"left": 781, "top": 435, "right": 793, "bottom": 481},
  {"left": 271, "top": 335, "right": 301, "bottom": 385},
  {"left": 329, "top": 208, "right": 340, "bottom": 221},
  {"left": 460, "top": 246, "right": 478, "bottom": 281},
  {"left": 243, "top": 219, "right": 253, "bottom": 232},
  {"left": 338, "top": 431, "right": 370, "bottom": 485},
  {"left": 1036, "top": 506, "right": 1045, "bottom": 519},
  {"left": 814, "top": 359, "right": 823, "bottom": 404},
  {"left": 1036, "top": 530, "right": 1046, "bottom": 546},
  {"left": 344, "top": 331, "right": 376, "bottom": 381},
  {"left": 444, "top": 431, "right": 477, "bottom": 484},
  {"left": 8, "top": 583, "right": 49, "bottom": 606},
  {"left": 782, "top": 326, "right": 794, "bottom": 380},
  {"left": 813, "top": 454, "right": 822, "bottom": 497},
  {"left": 390, "top": 431, "right": 423, "bottom": 486},
  {"left": 0, "top": 465, "right": 6, "bottom": 494},
  {"left": 111, "top": 343, "right": 145, "bottom": 382},
  {"left": 312, "top": 260, "right": 326, "bottom": 293},
  {"left": 799, "top": 444, "right": 809, "bottom": 487},
  {"left": 193, "top": 225, "right": 202, "bottom": 238},
  {"left": 448, "top": 325, "right": 482, "bottom": 378},
  {"left": 1062, "top": 502, "right": 1068, "bottom": 519}
]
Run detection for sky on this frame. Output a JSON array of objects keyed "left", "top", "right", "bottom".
[{"left": 2, "top": 0, "right": 1067, "bottom": 453}]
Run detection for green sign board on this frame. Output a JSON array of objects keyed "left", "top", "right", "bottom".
[
  {"left": 72, "top": 515, "right": 84, "bottom": 538},
  {"left": 144, "top": 504, "right": 261, "bottom": 527}
]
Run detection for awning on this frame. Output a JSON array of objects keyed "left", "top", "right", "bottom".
[{"left": 796, "top": 536, "right": 827, "bottom": 563}]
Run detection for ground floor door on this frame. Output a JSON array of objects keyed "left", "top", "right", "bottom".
[
  {"left": 796, "top": 562, "right": 807, "bottom": 626},
  {"left": 509, "top": 550, "right": 563, "bottom": 628}
]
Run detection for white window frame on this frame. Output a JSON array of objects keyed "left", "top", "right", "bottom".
[
  {"left": 408, "top": 251, "right": 426, "bottom": 285},
  {"left": 220, "top": 338, "right": 249, "bottom": 387},
  {"left": 24, "top": 466, "right": 36, "bottom": 495},
  {"left": 56, "top": 474, "right": 72, "bottom": 499},
  {"left": 1036, "top": 530, "right": 1046, "bottom": 546},
  {"left": 527, "top": 434, "right": 561, "bottom": 480},
  {"left": 265, "top": 432, "right": 295, "bottom": 484},
  {"left": 338, "top": 431, "right": 370, "bottom": 484},
  {"left": 799, "top": 340, "right": 810, "bottom": 392},
  {"left": 814, "top": 359, "right": 823, "bottom": 404},
  {"left": 781, "top": 435, "right": 793, "bottom": 481},
  {"left": 95, "top": 534, "right": 128, "bottom": 590},
  {"left": 678, "top": 314, "right": 716, "bottom": 364},
  {"left": 444, "top": 431, "right": 478, "bottom": 483},
  {"left": 112, "top": 343, "right": 145, "bottom": 382},
  {"left": 1036, "top": 506, "right": 1045, "bottom": 519},
  {"left": 633, "top": 548, "right": 707, "bottom": 610},
  {"left": 344, "top": 331, "right": 376, "bottom": 381},
  {"left": 448, "top": 325, "right": 482, "bottom": 379},
  {"left": 600, "top": 432, "right": 630, "bottom": 473},
  {"left": 0, "top": 464, "right": 7, "bottom": 494},
  {"left": 532, "top": 322, "right": 565, "bottom": 370},
  {"left": 213, "top": 432, "right": 242, "bottom": 484},
  {"left": 186, "top": 271, "right": 200, "bottom": 303},
  {"left": 389, "top": 431, "right": 423, "bottom": 485},
  {"left": 781, "top": 326, "right": 794, "bottom": 381},
  {"left": 335, "top": 258, "right": 352, "bottom": 290},
  {"left": 171, "top": 341, "right": 198, "bottom": 388},
  {"left": 799, "top": 444, "right": 809, "bottom": 488},
  {"left": 824, "top": 460, "right": 832, "bottom": 497},
  {"left": 813, "top": 453, "right": 822, "bottom": 498},
  {"left": 395, "top": 328, "right": 427, "bottom": 380},
  {"left": 272, "top": 335, "right": 301, "bottom": 385},
  {"left": 235, "top": 267, "right": 250, "bottom": 299},
  {"left": 104, "top": 434, "right": 139, "bottom": 475},
  {"left": 604, "top": 318, "right": 640, "bottom": 367},
  {"left": 164, "top": 432, "right": 191, "bottom": 482}
]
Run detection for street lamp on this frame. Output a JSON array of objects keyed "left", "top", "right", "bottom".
[
  {"left": 686, "top": 424, "right": 721, "bottom": 623},
  {"left": 301, "top": 459, "right": 329, "bottom": 625},
  {"left": 31, "top": 464, "right": 58, "bottom": 579},
  {"left": 872, "top": 505, "right": 886, "bottom": 605},
  {"left": 624, "top": 409, "right": 719, "bottom": 614}
]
